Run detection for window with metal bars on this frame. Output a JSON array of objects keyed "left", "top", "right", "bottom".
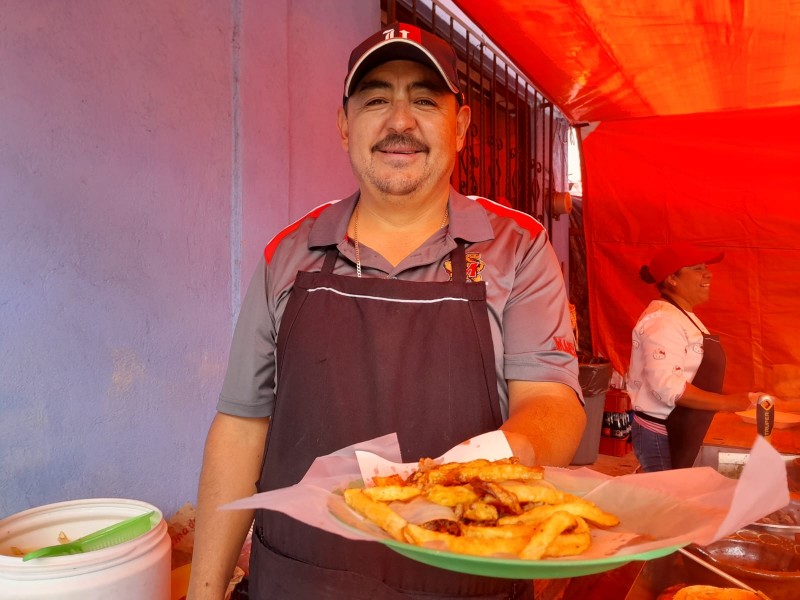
[{"left": 381, "top": 0, "right": 569, "bottom": 237}]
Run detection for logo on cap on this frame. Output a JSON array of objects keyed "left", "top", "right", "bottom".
[
  {"left": 383, "top": 27, "right": 411, "bottom": 40},
  {"left": 343, "top": 22, "right": 463, "bottom": 105}
]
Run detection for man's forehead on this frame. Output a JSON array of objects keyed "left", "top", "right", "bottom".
[{"left": 352, "top": 60, "right": 450, "bottom": 93}]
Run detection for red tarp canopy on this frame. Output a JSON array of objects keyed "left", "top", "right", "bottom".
[{"left": 455, "top": 0, "right": 800, "bottom": 394}]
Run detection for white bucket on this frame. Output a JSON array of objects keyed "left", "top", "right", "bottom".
[{"left": 0, "top": 498, "right": 171, "bottom": 599}]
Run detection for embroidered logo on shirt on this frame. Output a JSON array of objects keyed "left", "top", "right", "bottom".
[{"left": 444, "top": 252, "right": 486, "bottom": 283}]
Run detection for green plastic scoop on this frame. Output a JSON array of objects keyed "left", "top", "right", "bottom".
[{"left": 22, "top": 510, "right": 156, "bottom": 561}]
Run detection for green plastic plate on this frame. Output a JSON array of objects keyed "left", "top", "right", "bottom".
[{"left": 381, "top": 538, "right": 685, "bottom": 579}]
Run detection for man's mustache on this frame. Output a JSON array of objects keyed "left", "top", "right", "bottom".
[{"left": 372, "top": 134, "right": 429, "bottom": 153}]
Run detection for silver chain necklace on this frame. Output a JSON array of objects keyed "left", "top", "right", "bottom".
[{"left": 352, "top": 202, "right": 449, "bottom": 278}]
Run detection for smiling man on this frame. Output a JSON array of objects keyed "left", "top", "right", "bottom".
[{"left": 188, "top": 23, "right": 584, "bottom": 599}]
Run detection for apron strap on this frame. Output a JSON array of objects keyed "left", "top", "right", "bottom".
[
  {"left": 322, "top": 247, "right": 339, "bottom": 274},
  {"left": 451, "top": 241, "right": 467, "bottom": 282},
  {"left": 660, "top": 294, "right": 705, "bottom": 334}
]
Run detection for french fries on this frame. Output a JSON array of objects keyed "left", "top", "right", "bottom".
[
  {"left": 343, "top": 488, "right": 408, "bottom": 541},
  {"left": 342, "top": 456, "right": 619, "bottom": 560},
  {"left": 362, "top": 485, "right": 422, "bottom": 502}
]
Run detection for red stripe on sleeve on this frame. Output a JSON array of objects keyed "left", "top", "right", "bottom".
[
  {"left": 263, "top": 203, "right": 334, "bottom": 264},
  {"left": 472, "top": 197, "right": 545, "bottom": 236}
]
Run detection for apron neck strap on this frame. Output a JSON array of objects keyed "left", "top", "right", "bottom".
[
  {"left": 451, "top": 241, "right": 467, "bottom": 282},
  {"left": 660, "top": 294, "right": 704, "bottom": 333},
  {"left": 322, "top": 247, "right": 339, "bottom": 274}
]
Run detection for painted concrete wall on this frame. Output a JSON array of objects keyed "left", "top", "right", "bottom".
[{"left": 1, "top": 0, "right": 373, "bottom": 521}]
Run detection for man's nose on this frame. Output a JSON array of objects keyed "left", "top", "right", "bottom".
[{"left": 386, "top": 101, "right": 416, "bottom": 131}]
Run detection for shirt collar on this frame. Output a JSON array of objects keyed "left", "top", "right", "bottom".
[{"left": 306, "top": 187, "right": 495, "bottom": 249}]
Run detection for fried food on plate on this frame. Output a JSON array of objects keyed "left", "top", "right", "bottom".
[
  {"left": 497, "top": 495, "right": 619, "bottom": 528},
  {"left": 424, "top": 484, "right": 479, "bottom": 507},
  {"left": 343, "top": 488, "right": 407, "bottom": 541},
  {"left": 342, "top": 456, "right": 619, "bottom": 560},
  {"left": 362, "top": 485, "right": 422, "bottom": 502},
  {"left": 462, "top": 501, "right": 498, "bottom": 522},
  {"left": 518, "top": 511, "right": 581, "bottom": 560},
  {"left": 404, "top": 523, "right": 529, "bottom": 557},
  {"left": 408, "top": 458, "right": 544, "bottom": 487}
]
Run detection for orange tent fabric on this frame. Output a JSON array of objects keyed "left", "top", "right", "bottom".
[
  {"left": 582, "top": 105, "right": 800, "bottom": 391},
  {"left": 454, "top": 0, "right": 800, "bottom": 393},
  {"left": 453, "top": 0, "right": 800, "bottom": 121}
]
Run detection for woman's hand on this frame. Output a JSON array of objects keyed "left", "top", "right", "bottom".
[{"left": 723, "top": 391, "right": 757, "bottom": 413}]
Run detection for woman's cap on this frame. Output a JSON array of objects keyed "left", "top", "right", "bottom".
[
  {"left": 343, "top": 22, "right": 463, "bottom": 105},
  {"left": 648, "top": 242, "right": 725, "bottom": 283}
]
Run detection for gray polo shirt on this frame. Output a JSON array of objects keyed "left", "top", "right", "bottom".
[{"left": 218, "top": 188, "right": 581, "bottom": 420}]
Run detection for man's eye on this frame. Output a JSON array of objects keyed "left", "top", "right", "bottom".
[
  {"left": 364, "top": 97, "right": 388, "bottom": 106},
  {"left": 414, "top": 98, "right": 437, "bottom": 106}
]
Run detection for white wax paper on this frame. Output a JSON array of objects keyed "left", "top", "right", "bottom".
[{"left": 222, "top": 431, "right": 789, "bottom": 559}]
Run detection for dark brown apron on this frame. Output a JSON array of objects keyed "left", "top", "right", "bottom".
[
  {"left": 663, "top": 298, "right": 727, "bottom": 469},
  {"left": 248, "top": 244, "right": 532, "bottom": 599}
]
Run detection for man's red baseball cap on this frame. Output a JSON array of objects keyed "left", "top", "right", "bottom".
[{"left": 343, "top": 22, "right": 463, "bottom": 105}]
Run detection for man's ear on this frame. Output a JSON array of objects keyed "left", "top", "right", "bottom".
[
  {"left": 337, "top": 106, "right": 350, "bottom": 152},
  {"left": 455, "top": 104, "right": 471, "bottom": 152}
]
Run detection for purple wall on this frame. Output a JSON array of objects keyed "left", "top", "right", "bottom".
[{"left": 0, "top": 0, "right": 375, "bottom": 521}]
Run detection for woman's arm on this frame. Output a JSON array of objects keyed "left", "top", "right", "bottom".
[{"left": 676, "top": 383, "right": 752, "bottom": 412}]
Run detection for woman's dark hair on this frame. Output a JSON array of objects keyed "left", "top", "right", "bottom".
[
  {"left": 639, "top": 265, "right": 656, "bottom": 284},
  {"left": 641, "top": 264, "right": 676, "bottom": 291}
]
